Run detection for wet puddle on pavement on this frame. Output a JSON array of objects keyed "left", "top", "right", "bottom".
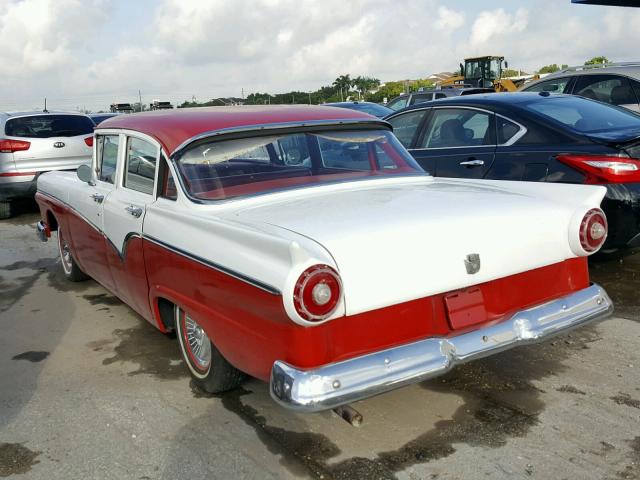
[
  {"left": 95, "top": 323, "right": 186, "bottom": 380},
  {"left": 0, "top": 443, "right": 40, "bottom": 477},
  {"left": 183, "top": 326, "right": 603, "bottom": 479}
]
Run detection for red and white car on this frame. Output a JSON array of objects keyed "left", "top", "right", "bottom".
[{"left": 35, "top": 106, "right": 613, "bottom": 412}]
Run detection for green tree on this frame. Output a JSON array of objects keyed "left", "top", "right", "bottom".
[
  {"left": 353, "top": 76, "right": 381, "bottom": 100},
  {"left": 585, "top": 56, "right": 610, "bottom": 65},
  {"left": 501, "top": 68, "right": 520, "bottom": 78},
  {"left": 538, "top": 64, "right": 561, "bottom": 74}
]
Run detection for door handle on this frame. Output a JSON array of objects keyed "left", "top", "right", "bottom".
[
  {"left": 90, "top": 193, "right": 104, "bottom": 203},
  {"left": 459, "top": 159, "right": 485, "bottom": 167},
  {"left": 125, "top": 205, "right": 143, "bottom": 218}
]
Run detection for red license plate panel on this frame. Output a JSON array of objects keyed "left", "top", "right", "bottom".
[{"left": 444, "top": 287, "right": 487, "bottom": 331}]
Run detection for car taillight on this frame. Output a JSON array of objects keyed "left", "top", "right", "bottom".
[
  {"left": 293, "top": 265, "right": 342, "bottom": 322},
  {"left": 84, "top": 136, "right": 94, "bottom": 147},
  {"left": 579, "top": 208, "right": 607, "bottom": 253},
  {"left": 557, "top": 154, "right": 640, "bottom": 184},
  {"left": 0, "top": 139, "right": 31, "bottom": 153}
]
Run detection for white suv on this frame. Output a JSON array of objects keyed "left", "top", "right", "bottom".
[{"left": 0, "top": 111, "right": 94, "bottom": 218}]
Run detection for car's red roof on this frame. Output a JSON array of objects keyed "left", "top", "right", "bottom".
[{"left": 97, "top": 105, "right": 377, "bottom": 155}]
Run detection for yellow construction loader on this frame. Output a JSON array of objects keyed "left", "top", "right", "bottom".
[{"left": 439, "top": 56, "right": 538, "bottom": 92}]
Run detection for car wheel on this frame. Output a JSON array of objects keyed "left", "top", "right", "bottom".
[
  {"left": 175, "top": 306, "right": 245, "bottom": 393},
  {"left": 57, "top": 229, "right": 89, "bottom": 282},
  {"left": 0, "top": 201, "right": 13, "bottom": 220}
]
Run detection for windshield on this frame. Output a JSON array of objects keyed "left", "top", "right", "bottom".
[
  {"left": 5, "top": 114, "right": 94, "bottom": 138},
  {"left": 526, "top": 96, "right": 640, "bottom": 133},
  {"left": 175, "top": 129, "right": 423, "bottom": 200}
]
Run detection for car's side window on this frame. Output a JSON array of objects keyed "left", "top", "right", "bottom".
[
  {"left": 409, "top": 94, "right": 431, "bottom": 106},
  {"left": 435, "top": 93, "right": 447, "bottom": 99},
  {"left": 95, "top": 135, "right": 120, "bottom": 184},
  {"left": 123, "top": 137, "right": 159, "bottom": 195},
  {"left": 387, "top": 110, "right": 427, "bottom": 148},
  {"left": 496, "top": 117, "right": 521, "bottom": 145},
  {"left": 387, "top": 97, "right": 408, "bottom": 111},
  {"left": 419, "top": 108, "right": 494, "bottom": 148},
  {"left": 573, "top": 74, "right": 637, "bottom": 106},
  {"left": 525, "top": 77, "right": 570, "bottom": 94}
]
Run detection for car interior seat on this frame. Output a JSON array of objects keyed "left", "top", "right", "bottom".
[
  {"left": 439, "top": 119, "right": 467, "bottom": 146},
  {"left": 610, "top": 85, "right": 634, "bottom": 106},
  {"left": 578, "top": 88, "right": 600, "bottom": 101}
]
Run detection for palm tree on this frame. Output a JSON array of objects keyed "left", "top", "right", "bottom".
[{"left": 333, "top": 75, "right": 353, "bottom": 101}]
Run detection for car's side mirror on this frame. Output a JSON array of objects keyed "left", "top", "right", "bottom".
[{"left": 77, "top": 164, "right": 93, "bottom": 184}]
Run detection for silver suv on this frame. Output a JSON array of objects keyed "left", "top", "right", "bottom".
[
  {"left": 0, "top": 111, "right": 94, "bottom": 218},
  {"left": 521, "top": 62, "right": 640, "bottom": 112}
]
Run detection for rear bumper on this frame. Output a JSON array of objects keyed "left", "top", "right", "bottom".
[
  {"left": 270, "top": 283, "right": 613, "bottom": 412},
  {"left": 0, "top": 175, "right": 36, "bottom": 201}
]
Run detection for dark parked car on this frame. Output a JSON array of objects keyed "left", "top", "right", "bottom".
[
  {"left": 88, "top": 113, "right": 120, "bottom": 125},
  {"left": 323, "top": 101, "right": 393, "bottom": 118},
  {"left": 521, "top": 63, "right": 640, "bottom": 113},
  {"left": 385, "top": 92, "right": 640, "bottom": 251},
  {"left": 385, "top": 87, "right": 495, "bottom": 112}
]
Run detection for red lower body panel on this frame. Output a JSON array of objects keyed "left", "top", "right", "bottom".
[
  {"left": 35, "top": 191, "right": 590, "bottom": 382},
  {"left": 144, "top": 235, "right": 589, "bottom": 381}
]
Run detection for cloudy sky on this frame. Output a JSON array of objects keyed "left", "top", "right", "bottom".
[{"left": 1, "top": 0, "right": 639, "bottom": 112}]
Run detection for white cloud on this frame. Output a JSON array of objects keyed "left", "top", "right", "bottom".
[
  {"left": 470, "top": 8, "right": 528, "bottom": 45},
  {"left": 1, "top": 0, "right": 640, "bottom": 111},
  {"left": 435, "top": 6, "right": 465, "bottom": 31}
]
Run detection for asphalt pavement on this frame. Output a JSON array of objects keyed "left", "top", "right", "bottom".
[{"left": 0, "top": 206, "right": 638, "bottom": 480}]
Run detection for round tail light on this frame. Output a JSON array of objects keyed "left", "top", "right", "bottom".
[
  {"left": 293, "top": 265, "right": 342, "bottom": 322},
  {"left": 580, "top": 208, "right": 607, "bottom": 253}
]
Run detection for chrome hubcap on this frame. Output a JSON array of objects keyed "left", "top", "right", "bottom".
[
  {"left": 184, "top": 314, "right": 211, "bottom": 371},
  {"left": 59, "top": 233, "right": 72, "bottom": 273}
]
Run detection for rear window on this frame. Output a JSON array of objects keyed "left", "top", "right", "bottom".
[
  {"left": 5, "top": 115, "right": 94, "bottom": 138},
  {"left": 175, "top": 129, "right": 423, "bottom": 201},
  {"left": 525, "top": 96, "right": 640, "bottom": 133}
]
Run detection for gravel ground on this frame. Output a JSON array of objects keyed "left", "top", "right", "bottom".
[{"left": 0, "top": 205, "right": 638, "bottom": 480}]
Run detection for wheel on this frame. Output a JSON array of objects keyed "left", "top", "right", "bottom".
[
  {"left": 175, "top": 307, "right": 245, "bottom": 393},
  {"left": 0, "top": 201, "right": 13, "bottom": 220},
  {"left": 57, "top": 229, "right": 89, "bottom": 282}
]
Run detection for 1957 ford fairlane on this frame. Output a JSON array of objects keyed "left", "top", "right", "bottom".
[{"left": 34, "top": 106, "right": 613, "bottom": 412}]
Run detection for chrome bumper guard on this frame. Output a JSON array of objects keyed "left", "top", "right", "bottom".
[
  {"left": 36, "top": 221, "right": 49, "bottom": 242},
  {"left": 270, "top": 283, "right": 613, "bottom": 412}
]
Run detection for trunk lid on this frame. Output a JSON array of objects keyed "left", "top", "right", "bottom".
[{"left": 227, "top": 177, "right": 605, "bottom": 316}]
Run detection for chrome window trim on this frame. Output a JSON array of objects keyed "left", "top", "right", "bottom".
[
  {"left": 169, "top": 118, "right": 391, "bottom": 159},
  {"left": 495, "top": 113, "right": 528, "bottom": 146},
  {"left": 389, "top": 106, "right": 528, "bottom": 151}
]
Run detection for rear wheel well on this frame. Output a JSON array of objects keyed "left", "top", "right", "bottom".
[
  {"left": 46, "top": 210, "right": 58, "bottom": 231},
  {"left": 157, "top": 297, "right": 176, "bottom": 331}
]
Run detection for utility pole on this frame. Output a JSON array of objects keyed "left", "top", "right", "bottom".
[
  {"left": 308, "top": 91, "right": 311, "bottom": 104},
  {"left": 138, "top": 90, "right": 142, "bottom": 111}
]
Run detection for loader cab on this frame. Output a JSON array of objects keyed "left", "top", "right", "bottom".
[{"left": 464, "top": 56, "right": 504, "bottom": 88}]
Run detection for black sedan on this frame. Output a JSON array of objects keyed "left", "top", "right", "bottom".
[{"left": 385, "top": 92, "right": 640, "bottom": 251}]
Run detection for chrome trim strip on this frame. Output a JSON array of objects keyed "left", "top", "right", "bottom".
[
  {"left": 496, "top": 113, "right": 528, "bottom": 147},
  {"left": 170, "top": 118, "right": 391, "bottom": 158},
  {"left": 270, "top": 283, "right": 613, "bottom": 412},
  {"left": 142, "top": 234, "right": 281, "bottom": 296}
]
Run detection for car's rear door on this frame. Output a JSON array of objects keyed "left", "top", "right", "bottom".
[
  {"left": 412, "top": 107, "right": 497, "bottom": 178},
  {"left": 102, "top": 133, "right": 160, "bottom": 319},
  {"left": 8, "top": 114, "right": 94, "bottom": 172}
]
